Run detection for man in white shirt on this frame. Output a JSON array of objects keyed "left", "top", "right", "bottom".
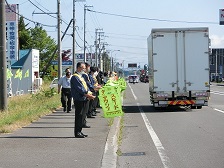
[{"left": 58, "top": 72, "right": 72, "bottom": 113}]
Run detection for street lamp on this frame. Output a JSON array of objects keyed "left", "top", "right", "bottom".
[{"left": 110, "top": 50, "right": 120, "bottom": 71}]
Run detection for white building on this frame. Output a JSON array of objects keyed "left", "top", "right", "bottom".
[{"left": 10, "top": 49, "right": 41, "bottom": 95}]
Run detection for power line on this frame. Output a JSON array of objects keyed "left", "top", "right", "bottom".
[
  {"left": 76, "top": 29, "right": 84, "bottom": 42},
  {"left": 28, "top": 0, "right": 71, "bottom": 26},
  {"left": 109, "top": 44, "right": 147, "bottom": 50},
  {"left": 87, "top": 9, "right": 218, "bottom": 25},
  {"left": 28, "top": 0, "right": 57, "bottom": 19},
  {"left": 75, "top": 40, "right": 82, "bottom": 48},
  {"left": 107, "top": 35, "right": 146, "bottom": 41},
  {"left": 33, "top": 0, "right": 52, "bottom": 13},
  {"left": 119, "top": 50, "right": 147, "bottom": 55},
  {"left": 87, "top": 30, "right": 147, "bottom": 38},
  {"left": 5, "top": 0, "right": 56, "bottom": 27}
]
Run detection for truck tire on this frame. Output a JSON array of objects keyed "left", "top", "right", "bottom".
[
  {"left": 197, "top": 106, "right": 202, "bottom": 109},
  {"left": 191, "top": 106, "right": 196, "bottom": 109}
]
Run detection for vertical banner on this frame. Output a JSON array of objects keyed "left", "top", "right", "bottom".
[
  {"left": 5, "top": 4, "right": 19, "bottom": 96},
  {"left": 6, "top": 4, "right": 18, "bottom": 61},
  {"left": 99, "top": 86, "right": 123, "bottom": 118}
]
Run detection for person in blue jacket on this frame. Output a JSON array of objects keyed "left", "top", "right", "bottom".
[
  {"left": 71, "top": 62, "right": 95, "bottom": 138},
  {"left": 81, "top": 62, "right": 95, "bottom": 128},
  {"left": 88, "top": 66, "right": 102, "bottom": 117}
]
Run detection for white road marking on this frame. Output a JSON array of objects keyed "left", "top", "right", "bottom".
[
  {"left": 210, "top": 90, "right": 224, "bottom": 96},
  {"left": 128, "top": 83, "right": 171, "bottom": 168},
  {"left": 214, "top": 108, "right": 224, "bottom": 114}
]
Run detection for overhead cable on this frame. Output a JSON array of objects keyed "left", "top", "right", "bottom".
[
  {"left": 28, "top": 0, "right": 57, "bottom": 19},
  {"left": 87, "top": 9, "right": 218, "bottom": 25},
  {"left": 5, "top": 0, "right": 56, "bottom": 27},
  {"left": 28, "top": 0, "right": 71, "bottom": 26}
]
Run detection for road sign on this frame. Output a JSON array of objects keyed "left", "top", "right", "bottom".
[
  {"left": 219, "top": 9, "right": 224, "bottom": 25},
  {"left": 128, "top": 63, "right": 137, "bottom": 68}
]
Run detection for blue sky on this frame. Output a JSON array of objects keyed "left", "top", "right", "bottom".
[{"left": 7, "top": 0, "right": 224, "bottom": 68}]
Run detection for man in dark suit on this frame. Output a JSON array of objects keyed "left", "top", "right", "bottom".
[{"left": 71, "top": 62, "right": 95, "bottom": 138}]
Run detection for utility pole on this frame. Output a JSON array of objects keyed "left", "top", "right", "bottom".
[
  {"left": 84, "top": 5, "right": 92, "bottom": 63},
  {"left": 98, "top": 32, "right": 101, "bottom": 69},
  {"left": 98, "top": 31, "right": 104, "bottom": 69},
  {"left": 0, "top": 0, "right": 7, "bottom": 110},
  {"left": 57, "top": 0, "right": 62, "bottom": 79},
  {"left": 72, "top": 0, "right": 76, "bottom": 73},
  {"left": 84, "top": 5, "right": 86, "bottom": 62},
  {"left": 95, "top": 28, "right": 103, "bottom": 68},
  {"left": 215, "top": 49, "right": 218, "bottom": 82},
  {"left": 95, "top": 29, "right": 98, "bottom": 67}
]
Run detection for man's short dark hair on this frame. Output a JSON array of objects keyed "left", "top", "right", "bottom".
[
  {"left": 90, "top": 66, "right": 97, "bottom": 73},
  {"left": 66, "top": 72, "right": 71, "bottom": 76},
  {"left": 65, "top": 68, "right": 70, "bottom": 72},
  {"left": 76, "top": 62, "right": 84, "bottom": 69},
  {"left": 85, "top": 62, "right": 90, "bottom": 67}
]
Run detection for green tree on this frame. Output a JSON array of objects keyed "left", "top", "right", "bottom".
[
  {"left": 18, "top": 18, "right": 57, "bottom": 78},
  {"left": 28, "top": 25, "right": 57, "bottom": 73},
  {"left": 18, "top": 16, "right": 31, "bottom": 49}
]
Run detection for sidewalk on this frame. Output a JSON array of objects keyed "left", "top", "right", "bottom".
[{"left": 0, "top": 107, "right": 113, "bottom": 168}]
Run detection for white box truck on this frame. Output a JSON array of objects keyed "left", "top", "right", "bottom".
[{"left": 147, "top": 28, "right": 210, "bottom": 109}]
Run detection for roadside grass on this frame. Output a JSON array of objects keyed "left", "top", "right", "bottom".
[
  {"left": 116, "top": 116, "right": 124, "bottom": 156},
  {"left": 0, "top": 80, "right": 61, "bottom": 134}
]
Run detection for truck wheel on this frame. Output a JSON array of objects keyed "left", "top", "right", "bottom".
[
  {"left": 197, "top": 106, "right": 202, "bottom": 109},
  {"left": 154, "top": 107, "right": 161, "bottom": 111},
  {"left": 191, "top": 106, "right": 196, "bottom": 109}
]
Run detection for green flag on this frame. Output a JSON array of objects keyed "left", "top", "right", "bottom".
[
  {"left": 7, "top": 69, "right": 13, "bottom": 80},
  {"left": 14, "top": 69, "right": 20, "bottom": 79},
  {"left": 24, "top": 69, "right": 29, "bottom": 78},
  {"left": 14, "top": 69, "right": 22, "bottom": 80},
  {"left": 99, "top": 86, "right": 123, "bottom": 118}
]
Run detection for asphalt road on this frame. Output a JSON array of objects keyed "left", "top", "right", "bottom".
[{"left": 117, "top": 82, "right": 224, "bottom": 168}]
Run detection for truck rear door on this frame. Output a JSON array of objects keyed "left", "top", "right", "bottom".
[
  {"left": 184, "top": 30, "right": 209, "bottom": 91},
  {"left": 152, "top": 32, "right": 177, "bottom": 92}
]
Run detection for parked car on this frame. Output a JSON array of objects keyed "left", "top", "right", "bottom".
[
  {"left": 128, "top": 75, "right": 139, "bottom": 83},
  {"left": 49, "top": 78, "right": 58, "bottom": 89},
  {"left": 211, "top": 76, "right": 222, "bottom": 82}
]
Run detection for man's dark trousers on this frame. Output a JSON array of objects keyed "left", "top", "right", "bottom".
[
  {"left": 82, "top": 100, "right": 89, "bottom": 126},
  {"left": 74, "top": 100, "right": 88, "bottom": 135},
  {"left": 61, "top": 88, "right": 72, "bottom": 111}
]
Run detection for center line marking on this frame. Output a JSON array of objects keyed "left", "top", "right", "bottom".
[
  {"left": 214, "top": 108, "right": 224, "bottom": 114},
  {"left": 128, "top": 83, "right": 172, "bottom": 168}
]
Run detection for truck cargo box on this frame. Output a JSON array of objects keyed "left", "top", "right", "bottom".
[{"left": 147, "top": 28, "right": 210, "bottom": 108}]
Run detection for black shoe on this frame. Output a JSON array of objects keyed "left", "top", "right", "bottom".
[
  {"left": 82, "top": 125, "right": 91, "bottom": 128},
  {"left": 81, "top": 132, "right": 88, "bottom": 137},
  {"left": 87, "top": 115, "right": 95, "bottom": 118},
  {"left": 75, "top": 132, "right": 85, "bottom": 138},
  {"left": 94, "top": 109, "right": 100, "bottom": 113},
  {"left": 92, "top": 113, "right": 97, "bottom": 116}
]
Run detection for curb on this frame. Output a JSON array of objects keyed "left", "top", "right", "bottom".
[{"left": 101, "top": 116, "right": 121, "bottom": 168}]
